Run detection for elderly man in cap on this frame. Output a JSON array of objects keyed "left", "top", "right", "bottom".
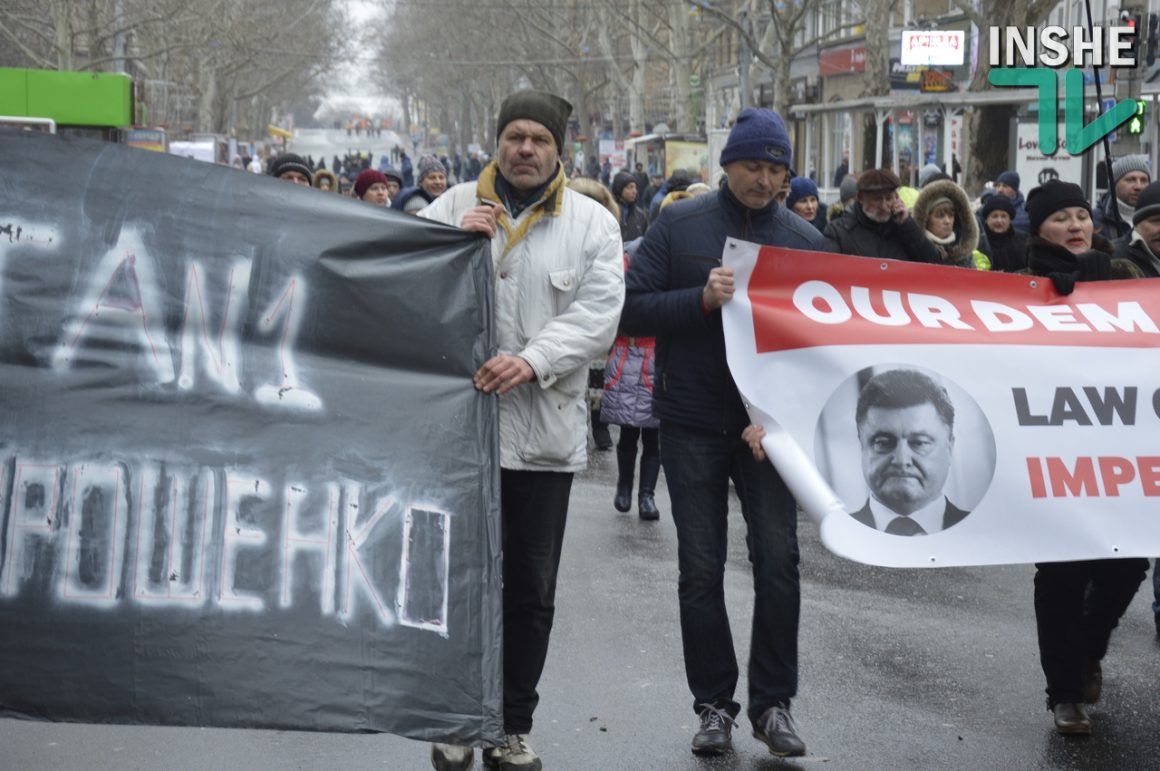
[
  {"left": 1094, "top": 154, "right": 1151, "bottom": 240},
  {"left": 620, "top": 106, "right": 824, "bottom": 759},
  {"left": 421, "top": 90, "right": 624, "bottom": 771},
  {"left": 268, "top": 153, "right": 313, "bottom": 186},
  {"left": 823, "top": 167, "right": 940, "bottom": 263}
]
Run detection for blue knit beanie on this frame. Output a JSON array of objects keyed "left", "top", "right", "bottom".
[
  {"left": 786, "top": 176, "right": 819, "bottom": 209},
  {"left": 720, "top": 108, "right": 793, "bottom": 169},
  {"left": 996, "top": 170, "right": 1020, "bottom": 191}
]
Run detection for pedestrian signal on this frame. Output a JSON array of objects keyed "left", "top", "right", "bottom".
[{"left": 1128, "top": 99, "right": 1147, "bottom": 135}]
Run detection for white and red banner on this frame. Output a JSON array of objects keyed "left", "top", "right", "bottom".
[{"left": 722, "top": 239, "right": 1160, "bottom": 567}]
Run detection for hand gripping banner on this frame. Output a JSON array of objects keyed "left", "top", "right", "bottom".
[
  {"left": 722, "top": 239, "right": 1160, "bottom": 568},
  {"left": 0, "top": 131, "right": 502, "bottom": 742}
]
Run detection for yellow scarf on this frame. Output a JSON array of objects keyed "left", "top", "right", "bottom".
[{"left": 475, "top": 160, "right": 566, "bottom": 259}]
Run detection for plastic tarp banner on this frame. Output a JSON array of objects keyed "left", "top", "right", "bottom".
[
  {"left": 722, "top": 239, "right": 1160, "bottom": 568},
  {"left": 0, "top": 131, "right": 503, "bottom": 742}
]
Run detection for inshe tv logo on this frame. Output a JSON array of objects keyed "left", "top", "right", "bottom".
[{"left": 987, "top": 24, "right": 1139, "bottom": 155}]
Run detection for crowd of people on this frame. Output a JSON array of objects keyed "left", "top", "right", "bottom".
[{"left": 239, "top": 95, "right": 1159, "bottom": 770}]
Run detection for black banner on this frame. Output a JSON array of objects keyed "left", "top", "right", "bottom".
[{"left": 0, "top": 131, "right": 502, "bottom": 742}]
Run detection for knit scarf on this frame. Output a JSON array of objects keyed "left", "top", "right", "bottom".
[
  {"left": 475, "top": 159, "right": 566, "bottom": 259},
  {"left": 924, "top": 230, "right": 956, "bottom": 246},
  {"left": 1116, "top": 199, "right": 1136, "bottom": 225}
]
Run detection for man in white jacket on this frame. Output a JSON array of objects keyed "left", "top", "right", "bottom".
[{"left": 421, "top": 90, "right": 624, "bottom": 771}]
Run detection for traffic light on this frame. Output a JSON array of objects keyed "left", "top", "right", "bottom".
[
  {"left": 1127, "top": 99, "right": 1147, "bottom": 135},
  {"left": 1121, "top": 9, "right": 1143, "bottom": 64},
  {"left": 1148, "top": 13, "right": 1159, "bottom": 67}
]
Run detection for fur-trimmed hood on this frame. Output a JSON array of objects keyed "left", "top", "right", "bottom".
[{"left": 913, "top": 179, "right": 979, "bottom": 267}]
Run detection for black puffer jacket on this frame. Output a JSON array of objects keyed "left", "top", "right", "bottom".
[{"left": 823, "top": 203, "right": 940, "bottom": 263}]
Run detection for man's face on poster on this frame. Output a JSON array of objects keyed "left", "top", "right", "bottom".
[{"left": 858, "top": 402, "right": 954, "bottom": 515}]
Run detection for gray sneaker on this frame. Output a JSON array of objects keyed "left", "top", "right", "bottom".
[
  {"left": 753, "top": 704, "right": 806, "bottom": 757},
  {"left": 431, "top": 743, "right": 474, "bottom": 771},
  {"left": 691, "top": 703, "right": 736, "bottom": 756},
  {"left": 482, "top": 733, "right": 541, "bottom": 771}
]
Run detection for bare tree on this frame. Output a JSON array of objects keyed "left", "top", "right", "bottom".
[
  {"left": 0, "top": 0, "right": 346, "bottom": 138},
  {"left": 953, "top": 0, "right": 1058, "bottom": 192}
]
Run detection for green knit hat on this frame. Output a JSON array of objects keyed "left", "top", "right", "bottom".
[{"left": 496, "top": 90, "right": 572, "bottom": 153}]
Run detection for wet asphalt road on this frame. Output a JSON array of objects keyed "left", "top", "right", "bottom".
[{"left": 3, "top": 428, "right": 1159, "bottom": 770}]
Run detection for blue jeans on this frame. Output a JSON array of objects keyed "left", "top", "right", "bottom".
[{"left": 660, "top": 421, "right": 801, "bottom": 725}]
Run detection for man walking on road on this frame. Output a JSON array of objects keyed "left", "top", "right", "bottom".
[
  {"left": 421, "top": 90, "right": 624, "bottom": 771},
  {"left": 619, "top": 107, "right": 824, "bottom": 759}
]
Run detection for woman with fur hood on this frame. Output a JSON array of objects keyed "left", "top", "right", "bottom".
[{"left": 912, "top": 178, "right": 988, "bottom": 269}]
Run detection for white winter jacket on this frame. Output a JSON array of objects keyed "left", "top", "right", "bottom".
[{"left": 421, "top": 171, "right": 624, "bottom": 471}]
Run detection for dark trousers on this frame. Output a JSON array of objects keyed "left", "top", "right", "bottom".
[
  {"left": 500, "top": 468, "right": 573, "bottom": 734},
  {"left": 1033, "top": 558, "right": 1148, "bottom": 707},
  {"left": 659, "top": 421, "right": 800, "bottom": 725},
  {"left": 617, "top": 425, "right": 659, "bottom": 459}
]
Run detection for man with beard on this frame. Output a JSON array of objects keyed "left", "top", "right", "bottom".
[
  {"left": 823, "top": 168, "right": 940, "bottom": 263},
  {"left": 421, "top": 89, "right": 624, "bottom": 771}
]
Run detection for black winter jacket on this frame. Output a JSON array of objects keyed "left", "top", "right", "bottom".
[
  {"left": 984, "top": 227, "right": 1029, "bottom": 273},
  {"left": 1112, "top": 233, "right": 1160, "bottom": 277},
  {"left": 620, "top": 201, "right": 648, "bottom": 242},
  {"left": 822, "top": 203, "right": 941, "bottom": 263},
  {"left": 621, "top": 185, "right": 827, "bottom": 435}
]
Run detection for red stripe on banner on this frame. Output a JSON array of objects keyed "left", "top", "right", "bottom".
[{"left": 748, "top": 247, "right": 1160, "bottom": 353}]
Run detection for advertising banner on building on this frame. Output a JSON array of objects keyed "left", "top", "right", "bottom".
[
  {"left": 722, "top": 240, "right": 1160, "bottom": 568},
  {"left": 0, "top": 130, "right": 502, "bottom": 743}
]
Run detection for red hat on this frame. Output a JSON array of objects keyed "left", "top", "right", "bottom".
[{"left": 354, "top": 169, "right": 389, "bottom": 199}]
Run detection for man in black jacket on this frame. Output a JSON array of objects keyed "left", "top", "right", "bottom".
[
  {"left": 823, "top": 168, "right": 939, "bottom": 263},
  {"left": 621, "top": 107, "right": 824, "bottom": 760}
]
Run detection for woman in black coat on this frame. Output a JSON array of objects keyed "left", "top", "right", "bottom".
[{"left": 1022, "top": 180, "right": 1148, "bottom": 738}]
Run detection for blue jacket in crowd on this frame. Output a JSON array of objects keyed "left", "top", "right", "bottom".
[{"left": 620, "top": 185, "right": 826, "bottom": 435}]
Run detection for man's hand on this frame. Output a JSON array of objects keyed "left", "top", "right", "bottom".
[
  {"left": 741, "top": 424, "right": 767, "bottom": 461},
  {"left": 474, "top": 354, "right": 535, "bottom": 395},
  {"left": 890, "top": 197, "right": 909, "bottom": 225},
  {"left": 702, "top": 266, "right": 735, "bottom": 311},
  {"left": 460, "top": 203, "right": 500, "bottom": 238}
]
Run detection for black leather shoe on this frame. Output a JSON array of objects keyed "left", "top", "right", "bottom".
[
  {"left": 637, "top": 493, "right": 659, "bottom": 520},
  {"left": 593, "top": 424, "right": 613, "bottom": 450},
  {"left": 1083, "top": 660, "right": 1102, "bottom": 704},
  {"left": 753, "top": 705, "right": 807, "bottom": 757},
  {"left": 1052, "top": 703, "right": 1092, "bottom": 735},
  {"left": 613, "top": 485, "right": 632, "bottom": 513},
  {"left": 691, "top": 704, "right": 734, "bottom": 756}
]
